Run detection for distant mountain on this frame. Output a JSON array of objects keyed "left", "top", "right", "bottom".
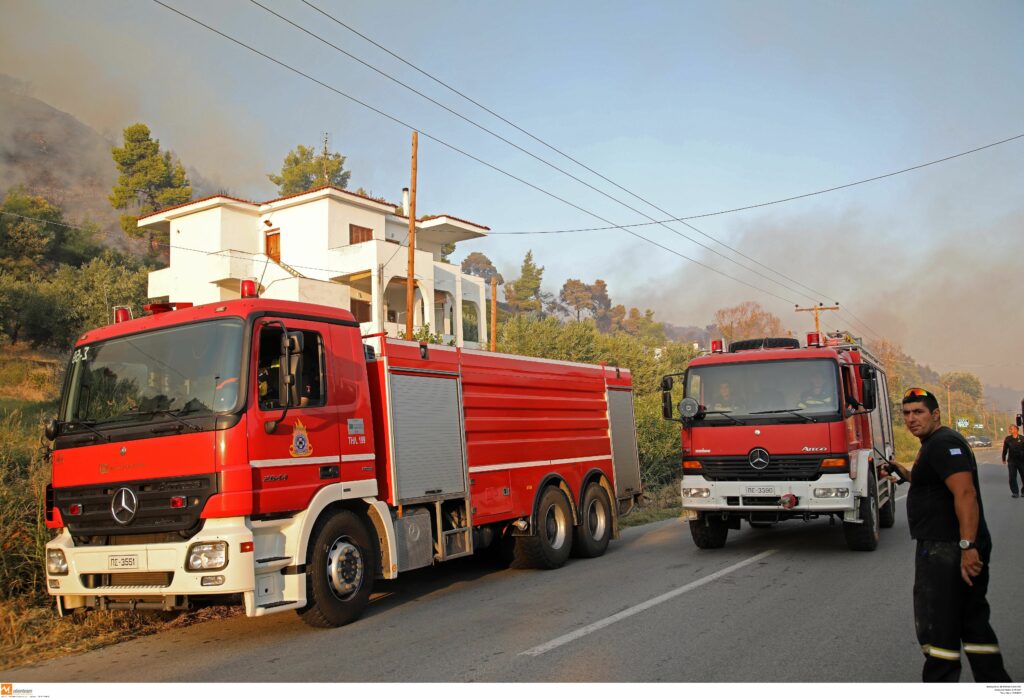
[
  {"left": 984, "top": 384, "right": 1023, "bottom": 415},
  {"left": 0, "top": 74, "right": 218, "bottom": 253}
]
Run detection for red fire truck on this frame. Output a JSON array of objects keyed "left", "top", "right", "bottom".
[
  {"left": 43, "top": 294, "right": 641, "bottom": 627},
  {"left": 660, "top": 332, "right": 896, "bottom": 551}
]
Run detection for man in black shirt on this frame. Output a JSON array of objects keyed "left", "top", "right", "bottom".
[
  {"left": 885, "top": 388, "right": 1011, "bottom": 683},
  {"left": 1001, "top": 425, "right": 1024, "bottom": 498}
]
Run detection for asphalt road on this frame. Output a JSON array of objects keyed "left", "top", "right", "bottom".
[{"left": 8, "top": 449, "right": 1022, "bottom": 683}]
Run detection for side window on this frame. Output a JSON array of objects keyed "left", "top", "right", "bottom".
[{"left": 256, "top": 327, "right": 327, "bottom": 410}]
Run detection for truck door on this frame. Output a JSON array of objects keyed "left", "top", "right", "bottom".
[{"left": 247, "top": 318, "right": 341, "bottom": 514}]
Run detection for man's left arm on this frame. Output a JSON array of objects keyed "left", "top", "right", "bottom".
[{"left": 945, "top": 471, "right": 983, "bottom": 585}]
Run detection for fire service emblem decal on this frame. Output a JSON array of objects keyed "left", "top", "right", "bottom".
[{"left": 290, "top": 419, "right": 313, "bottom": 457}]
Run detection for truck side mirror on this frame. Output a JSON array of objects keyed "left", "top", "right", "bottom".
[
  {"left": 662, "top": 391, "right": 674, "bottom": 420},
  {"left": 45, "top": 418, "right": 60, "bottom": 441},
  {"left": 279, "top": 331, "right": 305, "bottom": 407},
  {"left": 859, "top": 364, "right": 875, "bottom": 380},
  {"left": 660, "top": 376, "right": 673, "bottom": 392},
  {"left": 861, "top": 378, "right": 877, "bottom": 412}
]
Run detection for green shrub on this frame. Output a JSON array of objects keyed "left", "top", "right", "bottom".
[{"left": 0, "top": 411, "right": 50, "bottom": 602}]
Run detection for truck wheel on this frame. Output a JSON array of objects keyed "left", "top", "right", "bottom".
[
  {"left": 879, "top": 477, "right": 897, "bottom": 529},
  {"left": 298, "top": 509, "right": 375, "bottom": 628},
  {"left": 843, "top": 471, "right": 880, "bottom": 551},
  {"left": 513, "top": 486, "right": 573, "bottom": 569},
  {"left": 571, "top": 482, "right": 612, "bottom": 558},
  {"left": 689, "top": 514, "right": 728, "bottom": 549}
]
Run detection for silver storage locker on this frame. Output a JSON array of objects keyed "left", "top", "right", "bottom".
[
  {"left": 607, "top": 389, "right": 641, "bottom": 498},
  {"left": 389, "top": 373, "right": 467, "bottom": 502}
]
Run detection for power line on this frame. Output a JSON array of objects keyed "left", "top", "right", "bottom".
[
  {"left": 298, "top": 2, "right": 998, "bottom": 340},
  {"left": 246, "top": 0, "right": 826, "bottom": 309},
  {"left": 148, "top": 0, "right": 805, "bottom": 307}
]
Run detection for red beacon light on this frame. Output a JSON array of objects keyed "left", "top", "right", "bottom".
[
  {"left": 710, "top": 339, "right": 725, "bottom": 353},
  {"left": 113, "top": 306, "right": 132, "bottom": 324},
  {"left": 240, "top": 278, "right": 259, "bottom": 298},
  {"left": 806, "top": 332, "right": 822, "bottom": 347}
]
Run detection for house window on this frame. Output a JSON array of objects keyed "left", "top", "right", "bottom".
[
  {"left": 351, "top": 299, "right": 371, "bottom": 323},
  {"left": 349, "top": 224, "right": 373, "bottom": 244}
]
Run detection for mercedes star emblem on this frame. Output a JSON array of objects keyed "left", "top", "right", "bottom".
[
  {"left": 749, "top": 448, "right": 770, "bottom": 470},
  {"left": 110, "top": 487, "right": 138, "bottom": 525}
]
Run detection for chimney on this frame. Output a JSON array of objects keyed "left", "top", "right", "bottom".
[{"left": 401, "top": 188, "right": 410, "bottom": 216}]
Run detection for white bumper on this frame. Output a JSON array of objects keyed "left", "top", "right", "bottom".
[
  {"left": 680, "top": 473, "right": 857, "bottom": 515},
  {"left": 45, "top": 517, "right": 255, "bottom": 610}
]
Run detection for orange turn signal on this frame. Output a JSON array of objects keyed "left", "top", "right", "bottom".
[
  {"left": 821, "top": 458, "right": 848, "bottom": 468},
  {"left": 683, "top": 460, "right": 703, "bottom": 470}
]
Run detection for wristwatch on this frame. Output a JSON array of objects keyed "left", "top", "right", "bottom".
[{"left": 958, "top": 539, "right": 976, "bottom": 550}]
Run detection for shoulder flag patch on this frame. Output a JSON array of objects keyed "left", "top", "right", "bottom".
[{"left": 950, "top": 448, "right": 962, "bottom": 455}]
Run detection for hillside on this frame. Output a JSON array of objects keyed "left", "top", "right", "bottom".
[{"left": 0, "top": 74, "right": 218, "bottom": 252}]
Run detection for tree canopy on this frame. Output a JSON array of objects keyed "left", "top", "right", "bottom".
[
  {"left": 268, "top": 143, "right": 351, "bottom": 196},
  {"left": 109, "top": 123, "right": 192, "bottom": 251},
  {"left": 503, "top": 250, "right": 545, "bottom": 314},
  {"left": 461, "top": 251, "right": 503, "bottom": 285},
  {"left": 713, "top": 301, "right": 785, "bottom": 344}
]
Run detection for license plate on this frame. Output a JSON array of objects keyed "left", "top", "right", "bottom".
[
  {"left": 744, "top": 486, "right": 777, "bottom": 496},
  {"left": 108, "top": 554, "right": 139, "bottom": 570}
]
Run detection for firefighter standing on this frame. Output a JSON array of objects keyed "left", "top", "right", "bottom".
[
  {"left": 885, "top": 388, "right": 1012, "bottom": 683},
  {"left": 1001, "top": 425, "right": 1024, "bottom": 498}
]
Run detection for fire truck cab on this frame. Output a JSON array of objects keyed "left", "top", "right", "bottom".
[{"left": 661, "top": 332, "right": 896, "bottom": 551}]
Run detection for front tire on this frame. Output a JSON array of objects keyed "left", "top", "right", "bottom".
[
  {"left": 690, "top": 514, "right": 728, "bottom": 549},
  {"left": 571, "top": 482, "right": 612, "bottom": 558},
  {"left": 513, "top": 486, "right": 573, "bottom": 569},
  {"left": 298, "top": 509, "right": 375, "bottom": 628},
  {"left": 843, "top": 472, "right": 880, "bottom": 551}
]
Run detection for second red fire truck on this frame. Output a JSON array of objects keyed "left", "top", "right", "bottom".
[
  {"left": 43, "top": 290, "right": 642, "bottom": 627},
  {"left": 662, "top": 332, "right": 897, "bottom": 551}
]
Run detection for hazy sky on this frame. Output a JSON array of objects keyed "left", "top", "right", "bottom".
[{"left": 2, "top": 0, "right": 1022, "bottom": 392}]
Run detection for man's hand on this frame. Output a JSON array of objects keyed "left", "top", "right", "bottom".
[
  {"left": 882, "top": 460, "right": 906, "bottom": 483},
  {"left": 961, "top": 548, "right": 983, "bottom": 586}
]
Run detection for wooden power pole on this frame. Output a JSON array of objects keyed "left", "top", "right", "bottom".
[
  {"left": 490, "top": 276, "right": 497, "bottom": 351},
  {"left": 795, "top": 303, "right": 841, "bottom": 336},
  {"left": 405, "top": 132, "right": 418, "bottom": 340}
]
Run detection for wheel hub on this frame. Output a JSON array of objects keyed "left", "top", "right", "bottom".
[
  {"left": 587, "top": 498, "right": 607, "bottom": 540},
  {"left": 326, "top": 537, "right": 364, "bottom": 600},
  {"left": 543, "top": 503, "right": 568, "bottom": 549}
]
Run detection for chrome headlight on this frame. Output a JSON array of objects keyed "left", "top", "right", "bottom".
[
  {"left": 187, "top": 541, "right": 228, "bottom": 571},
  {"left": 682, "top": 487, "right": 711, "bottom": 498},
  {"left": 46, "top": 548, "right": 68, "bottom": 576}
]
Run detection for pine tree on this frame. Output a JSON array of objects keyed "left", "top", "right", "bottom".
[
  {"left": 268, "top": 143, "right": 351, "bottom": 196},
  {"left": 109, "top": 123, "right": 192, "bottom": 251}
]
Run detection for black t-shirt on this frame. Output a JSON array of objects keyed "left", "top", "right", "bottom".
[
  {"left": 907, "top": 426, "right": 990, "bottom": 547},
  {"left": 1003, "top": 435, "right": 1024, "bottom": 464}
]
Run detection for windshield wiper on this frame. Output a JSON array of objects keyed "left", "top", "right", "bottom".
[
  {"left": 701, "top": 410, "right": 745, "bottom": 425},
  {"left": 750, "top": 408, "right": 817, "bottom": 423},
  {"left": 61, "top": 419, "right": 110, "bottom": 441},
  {"left": 138, "top": 407, "right": 203, "bottom": 433}
]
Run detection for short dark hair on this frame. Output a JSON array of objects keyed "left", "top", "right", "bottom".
[{"left": 902, "top": 387, "right": 939, "bottom": 412}]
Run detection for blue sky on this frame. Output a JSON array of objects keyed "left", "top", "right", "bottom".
[{"left": 2, "top": 0, "right": 1023, "bottom": 391}]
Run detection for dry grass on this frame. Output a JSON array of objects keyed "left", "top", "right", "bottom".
[
  {"left": 620, "top": 480, "right": 682, "bottom": 528},
  {"left": 0, "top": 598, "right": 243, "bottom": 671}
]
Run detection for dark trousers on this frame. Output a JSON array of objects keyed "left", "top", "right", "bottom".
[
  {"left": 914, "top": 540, "right": 1012, "bottom": 682},
  {"left": 1009, "top": 461, "right": 1024, "bottom": 496}
]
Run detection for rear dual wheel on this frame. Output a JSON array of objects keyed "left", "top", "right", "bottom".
[
  {"left": 513, "top": 486, "right": 573, "bottom": 569},
  {"left": 571, "top": 482, "right": 612, "bottom": 558}
]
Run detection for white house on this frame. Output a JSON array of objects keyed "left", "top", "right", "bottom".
[{"left": 140, "top": 186, "right": 491, "bottom": 348}]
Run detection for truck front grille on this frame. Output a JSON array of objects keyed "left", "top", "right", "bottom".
[
  {"left": 698, "top": 455, "right": 828, "bottom": 481},
  {"left": 81, "top": 572, "right": 174, "bottom": 589},
  {"left": 55, "top": 475, "right": 217, "bottom": 539}
]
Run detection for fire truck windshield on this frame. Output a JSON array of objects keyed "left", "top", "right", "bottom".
[
  {"left": 685, "top": 358, "right": 840, "bottom": 423},
  {"left": 61, "top": 319, "right": 245, "bottom": 426}
]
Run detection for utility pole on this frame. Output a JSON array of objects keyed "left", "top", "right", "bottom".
[
  {"left": 405, "top": 132, "right": 418, "bottom": 340},
  {"left": 490, "top": 276, "right": 497, "bottom": 351},
  {"left": 795, "top": 302, "right": 841, "bottom": 336},
  {"left": 321, "top": 132, "right": 330, "bottom": 185},
  {"left": 946, "top": 383, "right": 953, "bottom": 430}
]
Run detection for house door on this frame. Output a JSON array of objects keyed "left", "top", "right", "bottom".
[{"left": 265, "top": 232, "right": 281, "bottom": 263}]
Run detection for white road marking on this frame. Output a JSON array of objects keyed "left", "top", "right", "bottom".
[{"left": 519, "top": 549, "right": 777, "bottom": 657}]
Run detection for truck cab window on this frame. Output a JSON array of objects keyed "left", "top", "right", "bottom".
[{"left": 257, "top": 327, "right": 327, "bottom": 410}]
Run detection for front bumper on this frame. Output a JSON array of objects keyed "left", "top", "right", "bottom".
[
  {"left": 45, "top": 516, "right": 254, "bottom": 610},
  {"left": 680, "top": 474, "right": 856, "bottom": 514}
]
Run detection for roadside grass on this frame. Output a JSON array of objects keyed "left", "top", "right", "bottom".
[
  {"left": 620, "top": 480, "right": 681, "bottom": 528},
  {"left": 0, "top": 599, "right": 242, "bottom": 671}
]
